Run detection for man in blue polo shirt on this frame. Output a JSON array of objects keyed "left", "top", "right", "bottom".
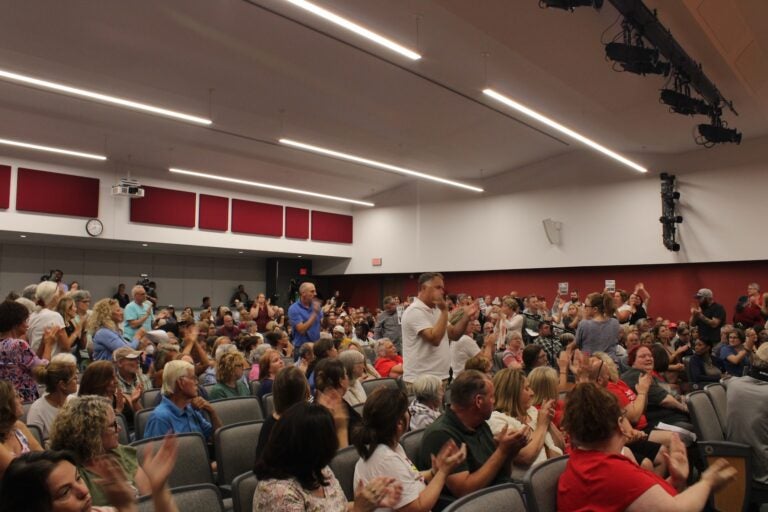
[{"left": 288, "top": 281, "right": 323, "bottom": 350}]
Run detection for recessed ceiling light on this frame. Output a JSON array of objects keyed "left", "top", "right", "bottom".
[
  {"left": 0, "top": 68, "right": 212, "bottom": 125},
  {"left": 141, "top": 243, "right": 148, "bottom": 247},
  {"left": 283, "top": 0, "right": 421, "bottom": 60},
  {"left": 0, "top": 137, "right": 106, "bottom": 160},
  {"left": 298, "top": 255, "right": 303, "bottom": 258},
  {"left": 238, "top": 251, "right": 244, "bottom": 254},
  {"left": 169, "top": 167, "right": 375, "bottom": 207},
  {"left": 19, "top": 234, "right": 27, "bottom": 238},
  {"left": 279, "top": 138, "right": 484, "bottom": 193},
  {"left": 482, "top": 89, "right": 648, "bottom": 174}
]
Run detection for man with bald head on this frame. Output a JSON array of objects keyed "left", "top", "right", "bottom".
[{"left": 287, "top": 281, "right": 323, "bottom": 350}]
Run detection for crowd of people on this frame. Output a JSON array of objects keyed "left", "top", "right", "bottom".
[{"left": 0, "top": 271, "right": 766, "bottom": 511}]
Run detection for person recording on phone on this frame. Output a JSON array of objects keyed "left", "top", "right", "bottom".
[{"left": 288, "top": 281, "right": 323, "bottom": 351}]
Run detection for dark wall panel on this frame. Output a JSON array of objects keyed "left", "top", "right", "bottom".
[
  {"left": 199, "top": 194, "right": 229, "bottom": 231},
  {"left": 0, "top": 165, "right": 10, "bottom": 209},
  {"left": 16, "top": 168, "right": 99, "bottom": 218},
  {"left": 130, "top": 186, "right": 196, "bottom": 228},
  {"left": 311, "top": 211, "right": 352, "bottom": 244},
  {"left": 285, "top": 207, "right": 309, "bottom": 239},
  {"left": 231, "top": 199, "right": 283, "bottom": 237}
]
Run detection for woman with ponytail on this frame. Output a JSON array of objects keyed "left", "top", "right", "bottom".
[
  {"left": 27, "top": 354, "right": 79, "bottom": 440},
  {"left": 575, "top": 292, "right": 621, "bottom": 363},
  {"left": 352, "top": 387, "right": 466, "bottom": 512}
]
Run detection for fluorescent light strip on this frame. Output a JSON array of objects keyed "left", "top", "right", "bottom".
[
  {"left": 169, "top": 167, "right": 375, "bottom": 207},
  {"left": 0, "top": 137, "right": 106, "bottom": 160},
  {"left": 279, "top": 138, "right": 483, "bottom": 193},
  {"left": 283, "top": 0, "right": 421, "bottom": 60},
  {"left": 483, "top": 89, "right": 648, "bottom": 174},
  {"left": 0, "top": 69, "right": 212, "bottom": 125}
]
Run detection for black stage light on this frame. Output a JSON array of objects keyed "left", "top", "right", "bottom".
[
  {"left": 539, "top": 0, "right": 603, "bottom": 10},
  {"left": 660, "top": 89, "right": 712, "bottom": 116},
  {"left": 605, "top": 42, "right": 670, "bottom": 76},
  {"left": 697, "top": 123, "right": 742, "bottom": 145}
]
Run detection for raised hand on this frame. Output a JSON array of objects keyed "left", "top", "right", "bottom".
[
  {"left": 431, "top": 440, "right": 467, "bottom": 475},
  {"left": 662, "top": 434, "right": 689, "bottom": 487},
  {"left": 354, "top": 476, "right": 402, "bottom": 512},
  {"left": 494, "top": 424, "right": 530, "bottom": 456},
  {"left": 537, "top": 400, "right": 555, "bottom": 428},
  {"left": 636, "top": 372, "right": 652, "bottom": 395},
  {"left": 92, "top": 455, "right": 135, "bottom": 508},
  {"left": 700, "top": 458, "right": 738, "bottom": 492},
  {"left": 141, "top": 434, "right": 179, "bottom": 493},
  {"left": 42, "top": 325, "right": 61, "bottom": 346}
]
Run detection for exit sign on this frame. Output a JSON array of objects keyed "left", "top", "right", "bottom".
[{"left": 372, "top": 258, "right": 382, "bottom": 266}]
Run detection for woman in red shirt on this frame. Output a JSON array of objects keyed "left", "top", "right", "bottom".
[{"left": 558, "top": 383, "right": 735, "bottom": 512}]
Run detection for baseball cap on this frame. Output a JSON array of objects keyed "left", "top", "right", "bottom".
[
  {"left": 113, "top": 347, "right": 143, "bottom": 361},
  {"left": 333, "top": 325, "right": 345, "bottom": 334},
  {"left": 694, "top": 288, "right": 713, "bottom": 299}
]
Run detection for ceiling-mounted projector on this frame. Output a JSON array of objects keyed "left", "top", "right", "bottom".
[{"left": 111, "top": 177, "right": 145, "bottom": 198}]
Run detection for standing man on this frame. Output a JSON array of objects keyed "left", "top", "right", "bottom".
[
  {"left": 690, "top": 288, "right": 726, "bottom": 346},
  {"left": 123, "top": 285, "right": 154, "bottom": 342},
  {"left": 401, "top": 272, "right": 477, "bottom": 389},
  {"left": 373, "top": 296, "right": 402, "bottom": 353},
  {"left": 288, "top": 281, "right": 323, "bottom": 351}
]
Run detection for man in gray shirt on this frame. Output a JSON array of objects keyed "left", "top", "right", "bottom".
[
  {"left": 725, "top": 343, "right": 768, "bottom": 486},
  {"left": 374, "top": 296, "right": 402, "bottom": 353}
]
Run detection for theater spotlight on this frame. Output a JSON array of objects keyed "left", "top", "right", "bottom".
[
  {"left": 539, "top": 0, "right": 603, "bottom": 11},
  {"left": 605, "top": 43, "right": 670, "bottom": 76},
  {"left": 660, "top": 89, "right": 711, "bottom": 116},
  {"left": 697, "top": 122, "right": 742, "bottom": 146}
]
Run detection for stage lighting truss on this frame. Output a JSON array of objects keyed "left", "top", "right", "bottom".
[
  {"left": 659, "top": 172, "right": 682, "bottom": 252},
  {"left": 539, "top": 0, "right": 603, "bottom": 11},
  {"left": 605, "top": 20, "right": 670, "bottom": 76}
]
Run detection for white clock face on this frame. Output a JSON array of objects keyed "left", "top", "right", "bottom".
[{"left": 86, "top": 218, "right": 103, "bottom": 237}]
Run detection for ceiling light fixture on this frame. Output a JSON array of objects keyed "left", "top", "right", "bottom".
[
  {"left": 279, "top": 138, "right": 484, "bottom": 192},
  {"left": 0, "top": 137, "right": 106, "bottom": 160},
  {"left": 0, "top": 68, "right": 212, "bottom": 125},
  {"left": 482, "top": 89, "right": 647, "bottom": 174},
  {"left": 283, "top": 0, "right": 421, "bottom": 60},
  {"left": 169, "top": 167, "right": 375, "bottom": 207}
]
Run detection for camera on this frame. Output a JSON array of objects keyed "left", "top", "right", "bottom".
[{"left": 137, "top": 274, "right": 155, "bottom": 295}]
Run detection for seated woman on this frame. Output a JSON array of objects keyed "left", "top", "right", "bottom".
[
  {"left": 297, "top": 342, "right": 315, "bottom": 376},
  {"left": 315, "top": 358, "right": 363, "bottom": 448},
  {"left": 621, "top": 346, "right": 691, "bottom": 430},
  {"left": 688, "top": 339, "right": 723, "bottom": 385},
  {"left": 721, "top": 328, "right": 754, "bottom": 377},
  {"left": 522, "top": 344, "right": 548, "bottom": 374},
  {"left": 307, "top": 336, "right": 338, "bottom": 391},
  {"left": 487, "top": 368, "right": 565, "bottom": 479},
  {"left": 502, "top": 331, "right": 524, "bottom": 369},
  {"left": 0, "top": 300, "right": 55, "bottom": 402},
  {"left": 0, "top": 380, "right": 43, "bottom": 477},
  {"left": 346, "top": 340, "right": 381, "bottom": 381},
  {"left": 353, "top": 387, "right": 466, "bottom": 512},
  {"left": 0, "top": 436, "right": 179, "bottom": 512},
  {"left": 408, "top": 374, "right": 443, "bottom": 430},
  {"left": 208, "top": 351, "right": 249, "bottom": 400},
  {"left": 257, "top": 348, "right": 285, "bottom": 400},
  {"left": 464, "top": 353, "right": 493, "bottom": 377},
  {"left": 255, "top": 366, "right": 310, "bottom": 460},
  {"left": 558, "top": 382, "right": 736, "bottom": 511},
  {"left": 528, "top": 366, "right": 566, "bottom": 430},
  {"left": 27, "top": 354, "right": 79, "bottom": 440},
  {"left": 338, "top": 349, "right": 367, "bottom": 406},
  {"left": 79, "top": 360, "right": 134, "bottom": 420},
  {"left": 49, "top": 395, "right": 151, "bottom": 504},
  {"left": 253, "top": 402, "right": 401, "bottom": 512}
]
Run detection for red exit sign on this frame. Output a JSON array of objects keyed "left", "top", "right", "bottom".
[{"left": 372, "top": 258, "right": 382, "bottom": 266}]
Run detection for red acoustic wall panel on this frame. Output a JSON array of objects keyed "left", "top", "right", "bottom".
[
  {"left": 285, "top": 207, "right": 309, "bottom": 239},
  {"left": 16, "top": 168, "right": 99, "bottom": 218},
  {"left": 231, "top": 199, "right": 283, "bottom": 237},
  {"left": 130, "top": 186, "right": 196, "bottom": 228},
  {"left": 311, "top": 211, "right": 353, "bottom": 243},
  {"left": 199, "top": 194, "right": 229, "bottom": 231},
  {"left": 0, "top": 165, "right": 10, "bottom": 209}
]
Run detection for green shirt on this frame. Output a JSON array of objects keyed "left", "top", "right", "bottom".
[
  {"left": 208, "top": 381, "right": 250, "bottom": 400},
  {"left": 81, "top": 445, "right": 140, "bottom": 505},
  {"left": 417, "top": 408, "right": 510, "bottom": 496}
]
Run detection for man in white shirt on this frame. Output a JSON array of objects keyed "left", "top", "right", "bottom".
[{"left": 401, "top": 272, "right": 477, "bottom": 389}]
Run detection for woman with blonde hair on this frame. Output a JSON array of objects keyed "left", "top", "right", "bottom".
[
  {"left": 528, "top": 366, "right": 566, "bottom": 430},
  {"left": 488, "top": 368, "right": 565, "bottom": 478},
  {"left": 50, "top": 395, "right": 151, "bottom": 505},
  {"left": 27, "top": 354, "right": 79, "bottom": 439},
  {"left": 208, "top": 351, "right": 249, "bottom": 400},
  {"left": 55, "top": 296, "right": 84, "bottom": 357},
  {"left": 88, "top": 298, "right": 142, "bottom": 361}
]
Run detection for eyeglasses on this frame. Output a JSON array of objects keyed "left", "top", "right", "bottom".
[{"left": 106, "top": 419, "right": 120, "bottom": 432}]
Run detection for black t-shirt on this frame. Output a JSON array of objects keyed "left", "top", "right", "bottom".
[
  {"left": 695, "top": 302, "right": 726, "bottom": 344},
  {"left": 629, "top": 306, "right": 647, "bottom": 325}
]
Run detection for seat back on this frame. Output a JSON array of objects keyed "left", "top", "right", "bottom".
[
  {"left": 141, "top": 388, "right": 162, "bottom": 409},
  {"left": 133, "top": 406, "right": 155, "bottom": 441},
  {"left": 138, "top": 483, "right": 224, "bottom": 512},
  {"left": 522, "top": 455, "right": 569, "bottom": 512},
  {"left": 443, "top": 483, "right": 525, "bottom": 512},
  {"left": 232, "top": 471, "right": 258, "bottom": 512},
  {"left": 209, "top": 396, "right": 263, "bottom": 426},
  {"left": 682, "top": 356, "right": 702, "bottom": 391},
  {"left": 214, "top": 421, "right": 264, "bottom": 487},
  {"left": 362, "top": 346, "right": 376, "bottom": 364},
  {"left": 399, "top": 428, "right": 425, "bottom": 465},
  {"left": 116, "top": 413, "right": 131, "bottom": 445},
  {"left": 352, "top": 403, "right": 365, "bottom": 417},
  {"left": 248, "top": 380, "right": 261, "bottom": 399},
  {"left": 262, "top": 394, "right": 274, "bottom": 418},
  {"left": 699, "top": 441, "right": 752, "bottom": 512},
  {"left": 20, "top": 402, "right": 32, "bottom": 423},
  {"left": 26, "top": 424, "right": 43, "bottom": 445},
  {"left": 132, "top": 432, "right": 214, "bottom": 489},
  {"left": 361, "top": 377, "right": 399, "bottom": 397},
  {"left": 705, "top": 383, "right": 727, "bottom": 434},
  {"left": 328, "top": 445, "right": 360, "bottom": 501},
  {"left": 688, "top": 390, "right": 724, "bottom": 441}
]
